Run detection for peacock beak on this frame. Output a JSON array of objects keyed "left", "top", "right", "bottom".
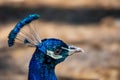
[
  {"left": 67, "top": 45, "right": 84, "bottom": 56},
  {"left": 62, "top": 45, "right": 84, "bottom": 56}
]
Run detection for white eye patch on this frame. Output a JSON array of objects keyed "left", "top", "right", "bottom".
[{"left": 47, "top": 50, "right": 63, "bottom": 59}]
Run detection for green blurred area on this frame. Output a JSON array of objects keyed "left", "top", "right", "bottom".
[{"left": 0, "top": 0, "right": 120, "bottom": 80}]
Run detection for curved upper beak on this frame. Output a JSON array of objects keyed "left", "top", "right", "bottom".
[
  {"left": 67, "top": 45, "right": 84, "bottom": 56},
  {"left": 62, "top": 45, "right": 84, "bottom": 56}
]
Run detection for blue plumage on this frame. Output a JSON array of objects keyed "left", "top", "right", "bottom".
[
  {"left": 8, "top": 14, "right": 83, "bottom": 80},
  {"left": 29, "top": 39, "right": 68, "bottom": 80},
  {"left": 8, "top": 14, "right": 40, "bottom": 47}
]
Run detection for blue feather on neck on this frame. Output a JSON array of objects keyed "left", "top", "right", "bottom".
[
  {"left": 28, "top": 48, "right": 57, "bottom": 80},
  {"left": 28, "top": 39, "right": 68, "bottom": 80}
]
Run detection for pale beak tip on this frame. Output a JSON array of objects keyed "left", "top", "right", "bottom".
[
  {"left": 76, "top": 48, "right": 84, "bottom": 53},
  {"left": 63, "top": 45, "right": 84, "bottom": 56}
]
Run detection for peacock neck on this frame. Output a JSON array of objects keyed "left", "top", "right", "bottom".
[{"left": 28, "top": 48, "right": 57, "bottom": 80}]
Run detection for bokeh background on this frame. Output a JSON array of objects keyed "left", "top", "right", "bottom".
[{"left": 0, "top": 0, "right": 120, "bottom": 80}]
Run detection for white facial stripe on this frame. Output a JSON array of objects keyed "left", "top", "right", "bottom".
[
  {"left": 47, "top": 50, "right": 63, "bottom": 59},
  {"left": 61, "top": 47, "right": 69, "bottom": 51}
]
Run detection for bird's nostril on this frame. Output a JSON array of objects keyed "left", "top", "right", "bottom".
[
  {"left": 69, "top": 46, "right": 78, "bottom": 50},
  {"left": 70, "top": 47, "right": 76, "bottom": 49}
]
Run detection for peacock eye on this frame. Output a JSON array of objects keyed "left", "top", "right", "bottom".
[{"left": 54, "top": 49, "right": 62, "bottom": 55}]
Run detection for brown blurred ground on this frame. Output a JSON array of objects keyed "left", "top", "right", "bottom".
[{"left": 0, "top": 0, "right": 120, "bottom": 80}]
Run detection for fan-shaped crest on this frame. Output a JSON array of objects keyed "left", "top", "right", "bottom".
[{"left": 8, "top": 14, "right": 41, "bottom": 47}]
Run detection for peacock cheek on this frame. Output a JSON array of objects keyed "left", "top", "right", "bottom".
[{"left": 55, "top": 58, "right": 66, "bottom": 64}]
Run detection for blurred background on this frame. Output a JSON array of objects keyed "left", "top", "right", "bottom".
[{"left": 0, "top": 0, "right": 120, "bottom": 80}]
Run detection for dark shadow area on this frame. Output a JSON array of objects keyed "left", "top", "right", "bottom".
[{"left": 0, "top": 6, "right": 120, "bottom": 25}]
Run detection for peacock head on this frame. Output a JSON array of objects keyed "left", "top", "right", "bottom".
[
  {"left": 8, "top": 13, "right": 84, "bottom": 66},
  {"left": 36, "top": 38, "right": 84, "bottom": 64}
]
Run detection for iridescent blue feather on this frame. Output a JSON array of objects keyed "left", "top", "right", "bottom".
[{"left": 8, "top": 14, "right": 40, "bottom": 47}]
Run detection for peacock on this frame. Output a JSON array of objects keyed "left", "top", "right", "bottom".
[{"left": 8, "top": 14, "right": 84, "bottom": 80}]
